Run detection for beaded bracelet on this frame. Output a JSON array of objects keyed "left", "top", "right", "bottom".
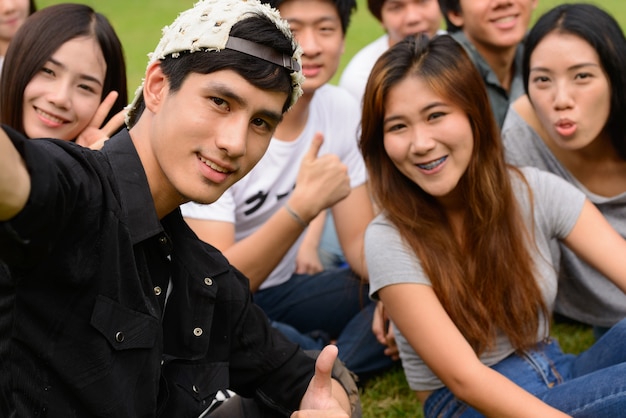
[{"left": 284, "top": 203, "right": 308, "bottom": 228}]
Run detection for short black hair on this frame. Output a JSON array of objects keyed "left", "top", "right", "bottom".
[
  {"left": 437, "top": 0, "right": 462, "bottom": 32},
  {"left": 265, "top": 0, "right": 357, "bottom": 34}
]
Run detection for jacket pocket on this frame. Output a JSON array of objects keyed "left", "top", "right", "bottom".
[{"left": 90, "top": 295, "right": 159, "bottom": 350}]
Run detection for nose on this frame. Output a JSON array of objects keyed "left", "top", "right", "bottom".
[
  {"left": 46, "top": 80, "right": 72, "bottom": 110},
  {"left": 553, "top": 80, "right": 575, "bottom": 111},
  {"left": 405, "top": 4, "right": 425, "bottom": 24},
  {"left": 215, "top": 115, "right": 248, "bottom": 158},
  {"left": 0, "top": 0, "right": 17, "bottom": 13},
  {"left": 296, "top": 28, "right": 322, "bottom": 57},
  {"left": 493, "top": 0, "right": 514, "bottom": 11},
  {"left": 410, "top": 126, "right": 436, "bottom": 155}
]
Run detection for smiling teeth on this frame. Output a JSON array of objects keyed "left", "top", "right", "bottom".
[
  {"left": 35, "top": 108, "right": 65, "bottom": 124},
  {"left": 494, "top": 16, "right": 515, "bottom": 24},
  {"left": 418, "top": 157, "right": 446, "bottom": 170},
  {"left": 199, "top": 155, "right": 229, "bottom": 173}
]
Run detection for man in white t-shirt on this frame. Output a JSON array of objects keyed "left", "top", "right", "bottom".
[
  {"left": 182, "top": 0, "right": 393, "bottom": 380},
  {"left": 339, "top": 0, "right": 443, "bottom": 105}
]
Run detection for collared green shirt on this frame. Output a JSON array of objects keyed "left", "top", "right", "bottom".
[{"left": 451, "top": 31, "right": 525, "bottom": 129}]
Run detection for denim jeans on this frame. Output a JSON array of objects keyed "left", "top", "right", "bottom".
[
  {"left": 254, "top": 267, "right": 394, "bottom": 378},
  {"left": 423, "top": 318, "right": 626, "bottom": 417},
  {"left": 318, "top": 210, "right": 347, "bottom": 270}
]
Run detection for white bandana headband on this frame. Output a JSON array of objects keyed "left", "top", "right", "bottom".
[{"left": 125, "top": 0, "right": 304, "bottom": 126}]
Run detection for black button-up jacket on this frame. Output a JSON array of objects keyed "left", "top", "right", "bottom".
[{"left": 0, "top": 126, "right": 315, "bottom": 417}]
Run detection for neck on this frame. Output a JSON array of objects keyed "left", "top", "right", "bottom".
[
  {"left": 546, "top": 129, "right": 616, "bottom": 164},
  {"left": 0, "top": 40, "right": 9, "bottom": 57},
  {"left": 474, "top": 42, "right": 518, "bottom": 92},
  {"left": 273, "top": 90, "right": 314, "bottom": 141},
  {"left": 129, "top": 122, "right": 183, "bottom": 220}
]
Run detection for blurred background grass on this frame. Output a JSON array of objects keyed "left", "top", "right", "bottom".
[{"left": 33, "top": 0, "right": 623, "bottom": 416}]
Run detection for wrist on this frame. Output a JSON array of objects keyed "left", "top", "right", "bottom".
[{"left": 284, "top": 203, "right": 309, "bottom": 228}]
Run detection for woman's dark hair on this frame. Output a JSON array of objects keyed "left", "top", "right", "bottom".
[
  {"left": 0, "top": 3, "right": 127, "bottom": 137},
  {"left": 524, "top": 3, "right": 626, "bottom": 160},
  {"left": 360, "top": 34, "right": 547, "bottom": 354},
  {"left": 128, "top": 14, "right": 298, "bottom": 126}
]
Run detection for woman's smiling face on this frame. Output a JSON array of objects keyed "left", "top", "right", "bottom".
[
  {"left": 22, "top": 36, "right": 107, "bottom": 141},
  {"left": 383, "top": 74, "right": 473, "bottom": 208}
]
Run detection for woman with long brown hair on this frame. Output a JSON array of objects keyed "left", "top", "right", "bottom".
[{"left": 361, "top": 33, "right": 626, "bottom": 417}]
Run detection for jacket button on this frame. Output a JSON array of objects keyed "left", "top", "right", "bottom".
[
  {"left": 204, "top": 277, "right": 213, "bottom": 286},
  {"left": 193, "top": 327, "right": 203, "bottom": 337},
  {"left": 192, "top": 385, "right": 199, "bottom": 394},
  {"left": 115, "top": 332, "right": 125, "bottom": 343},
  {"left": 159, "top": 236, "right": 168, "bottom": 245},
  {"left": 154, "top": 286, "right": 162, "bottom": 296}
]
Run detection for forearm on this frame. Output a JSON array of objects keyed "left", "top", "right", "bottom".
[
  {"left": 332, "top": 184, "right": 374, "bottom": 280},
  {"left": 223, "top": 203, "right": 313, "bottom": 292},
  {"left": 0, "top": 129, "right": 30, "bottom": 220},
  {"left": 299, "top": 210, "right": 325, "bottom": 252},
  {"left": 340, "top": 238, "right": 368, "bottom": 280},
  {"left": 451, "top": 366, "right": 570, "bottom": 418}
]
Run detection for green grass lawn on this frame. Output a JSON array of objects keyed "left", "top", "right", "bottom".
[
  {"left": 33, "top": 0, "right": 622, "bottom": 416},
  {"left": 360, "top": 322, "right": 595, "bottom": 417}
]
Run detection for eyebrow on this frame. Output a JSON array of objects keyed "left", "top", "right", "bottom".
[
  {"left": 48, "top": 56, "right": 104, "bottom": 86},
  {"left": 287, "top": 15, "right": 340, "bottom": 26},
  {"left": 211, "top": 82, "right": 283, "bottom": 125},
  {"left": 383, "top": 101, "right": 447, "bottom": 124},
  {"left": 530, "top": 62, "right": 601, "bottom": 73}
]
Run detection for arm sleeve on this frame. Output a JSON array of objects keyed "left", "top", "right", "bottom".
[
  {"left": 365, "top": 215, "right": 431, "bottom": 300},
  {"left": 0, "top": 126, "right": 100, "bottom": 266},
  {"left": 521, "top": 166, "right": 586, "bottom": 240}
]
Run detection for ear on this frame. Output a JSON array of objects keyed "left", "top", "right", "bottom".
[
  {"left": 531, "top": 0, "right": 538, "bottom": 12},
  {"left": 142, "top": 62, "right": 168, "bottom": 113},
  {"left": 447, "top": 8, "right": 464, "bottom": 29}
]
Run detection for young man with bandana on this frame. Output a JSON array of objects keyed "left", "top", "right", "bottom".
[
  {"left": 182, "top": 0, "right": 393, "bottom": 381},
  {"left": 0, "top": 0, "right": 358, "bottom": 416}
]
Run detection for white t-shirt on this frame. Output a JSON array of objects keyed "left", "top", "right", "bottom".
[
  {"left": 339, "top": 34, "right": 389, "bottom": 105},
  {"left": 365, "top": 167, "right": 586, "bottom": 391},
  {"left": 182, "top": 84, "right": 365, "bottom": 290}
]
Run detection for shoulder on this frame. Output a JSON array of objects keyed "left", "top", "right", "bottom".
[
  {"left": 365, "top": 213, "right": 430, "bottom": 298},
  {"left": 343, "top": 35, "right": 388, "bottom": 71},
  {"left": 513, "top": 166, "right": 584, "bottom": 207},
  {"left": 365, "top": 213, "right": 406, "bottom": 255},
  {"left": 312, "top": 84, "right": 359, "bottom": 108},
  {"left": 339, "top": 35, "right": 389, "bottom": 100},
  {"left": 502, "top": 98, "right": 551, "bottom": 168},
  {"left": 310, "top": 85, "right": 360, "bottom": 126}
]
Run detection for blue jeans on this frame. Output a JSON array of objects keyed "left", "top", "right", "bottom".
[
  {"left": 424, "top": 318, "right": 626, "bottom": 417},
  {"left": 254, "top": 267, "right": 394, "bottom": 378},
  {"left": 318, "top": 210, "right": 347, "bottom": 270}
]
